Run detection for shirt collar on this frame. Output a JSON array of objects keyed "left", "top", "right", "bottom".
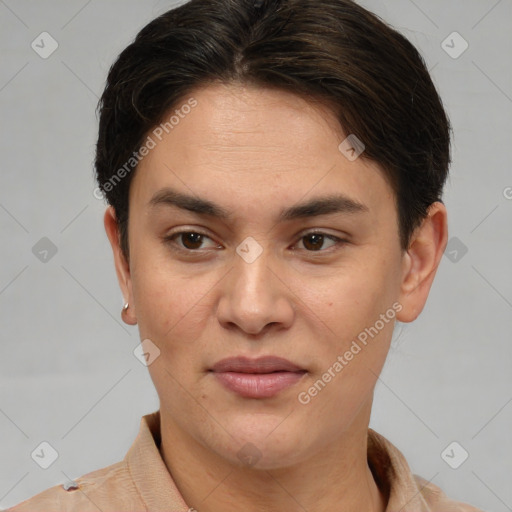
[
  {"left": 367, "top": 427, "right": 432, "bottom": 511},
  {"left": 126, "top": 410, "right": 432, "bottom": 512},
  {"left": 124, "top": 410, "right": 189, "bottom": 510}
]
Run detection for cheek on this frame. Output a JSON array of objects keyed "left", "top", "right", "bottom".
[
  {"left": 130, "top": 252, "right": 222, "bottom": 364},
  {"left": 305, "top": 264, "right": 391, "bottom": 332},
  {"left": 302, "top": 256, "right": 398, "bottom": 374}
]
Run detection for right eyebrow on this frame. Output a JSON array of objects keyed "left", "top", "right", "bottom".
[{"left": 148, "top": 187, "right": 231, "bottom": 219}]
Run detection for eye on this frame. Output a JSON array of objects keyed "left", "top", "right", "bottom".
[
  {"left": 294, "top": 231, "right": 346, "bottom": 252},
  {"left": 164, "top": 231, "right": 219, "bottom": 252},
  {"left": 163, "top": 230, "right": 347, "bottom": 254}
]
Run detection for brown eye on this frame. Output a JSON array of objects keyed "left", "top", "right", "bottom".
[
  {"left": 164, "top": 231, "right": 219, "bottom": 252},
  {"left": 297, "top": 232, "right": 341, "bottom": 252},
  {"left": 179, "top": 232, "right": 205, "bottom": 250},
  {"left": 302, "top": 233, "right": 326, "bottom": 251}
]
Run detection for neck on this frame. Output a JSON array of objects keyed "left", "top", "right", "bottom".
[{"left": 159, "top": 401, "right": 387, "bottom": 512}]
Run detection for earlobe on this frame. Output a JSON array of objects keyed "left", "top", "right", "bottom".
[
  {"left": 103, "top": 206, "right": 138, "bottom": 325},
  {"left": 396, "top": 202, "right": 448, "bottom": 323}
]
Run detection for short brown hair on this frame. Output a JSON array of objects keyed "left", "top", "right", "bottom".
[{"left": 95, "top": 0, "right": 451, "bottom": 260}]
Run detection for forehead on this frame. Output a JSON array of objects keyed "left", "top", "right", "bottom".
[{"left": 129, "top": 83, "right": 396, "bottom": 228}]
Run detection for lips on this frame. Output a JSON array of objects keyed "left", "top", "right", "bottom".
[
  {"left": 210, "top": 356, "right": 307, "bottom": 398},
  {"left": 211, "top": 355, "right": 305, "bottom": 373}
]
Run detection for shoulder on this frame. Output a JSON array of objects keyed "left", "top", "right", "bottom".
[
  {"left": 413, "top": 474, "right": 485, "bottom": 512},
  {"left": 5, "top": 459, "right": 144, "bottom": 512}
]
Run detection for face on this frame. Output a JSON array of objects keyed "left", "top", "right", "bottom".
[{"left": 105, "top": 82, "right": 445, "bottom": 469}]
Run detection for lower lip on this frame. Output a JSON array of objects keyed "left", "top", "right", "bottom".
[{"left": 213, "top": 371, "right": 306, "bottom": 398}]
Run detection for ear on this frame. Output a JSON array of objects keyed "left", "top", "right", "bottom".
[
  {"left": 104, "top": 206, "right": 137, "bottom": 325},
  {"left": 396, "top": 201, "right": 448, "bottom": 323}
]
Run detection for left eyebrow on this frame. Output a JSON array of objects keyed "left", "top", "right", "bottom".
[
  {"left": 279, "top": 194, "right": 370, "bottom": 221},
  {"left": 147, "top": 187, "right": 370, "bottom": 221}
]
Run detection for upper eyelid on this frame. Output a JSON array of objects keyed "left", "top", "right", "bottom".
[
  {"left": 166, "top": 229, "right": 346, "bottom": 249},
  {"left": 166, "top": 227, "right": 345, "bottom": 239}
]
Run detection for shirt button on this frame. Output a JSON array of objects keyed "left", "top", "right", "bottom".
[{"left": 62, "top": 480, "right": 80, "bottom": 491}]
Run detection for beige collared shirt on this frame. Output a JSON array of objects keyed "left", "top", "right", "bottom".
[{"left": 7, "top": 410, "right": 483, "bottom": 512}]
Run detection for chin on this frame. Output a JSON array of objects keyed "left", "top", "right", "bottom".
[
  {"left": 222, "top": 440, "right": 307, "bottom": 471},
  {"left": 214, "top": 413, "right": 309, "bottom": 470}
]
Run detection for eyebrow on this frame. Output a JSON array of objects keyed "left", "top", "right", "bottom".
[{"left": 148, "top": 187, "right": 369, "bottom": 222}]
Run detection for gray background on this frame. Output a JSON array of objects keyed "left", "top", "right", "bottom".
[{"left": 0, "top": 0, "right": 511, "bottom": 510}]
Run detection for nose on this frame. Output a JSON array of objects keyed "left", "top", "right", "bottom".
[{"left": 216, "top": 242, "right": 295, "bottom": 337}]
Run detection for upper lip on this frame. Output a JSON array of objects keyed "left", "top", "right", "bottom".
[{"left": 211, "top": 356, "right": 305, "bottom": 374}]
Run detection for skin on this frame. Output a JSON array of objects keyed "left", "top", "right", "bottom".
[{"left": 104, "top": 82, "right": 448, "bottom": 512}]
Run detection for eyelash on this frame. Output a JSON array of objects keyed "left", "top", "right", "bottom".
[{"left": 162, "top": 230, "right": 348, "bottom": 255}]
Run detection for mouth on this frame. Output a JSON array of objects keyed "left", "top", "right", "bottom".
[{"left": 209, "top": 356, "right": 307, "bottom": 398}]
